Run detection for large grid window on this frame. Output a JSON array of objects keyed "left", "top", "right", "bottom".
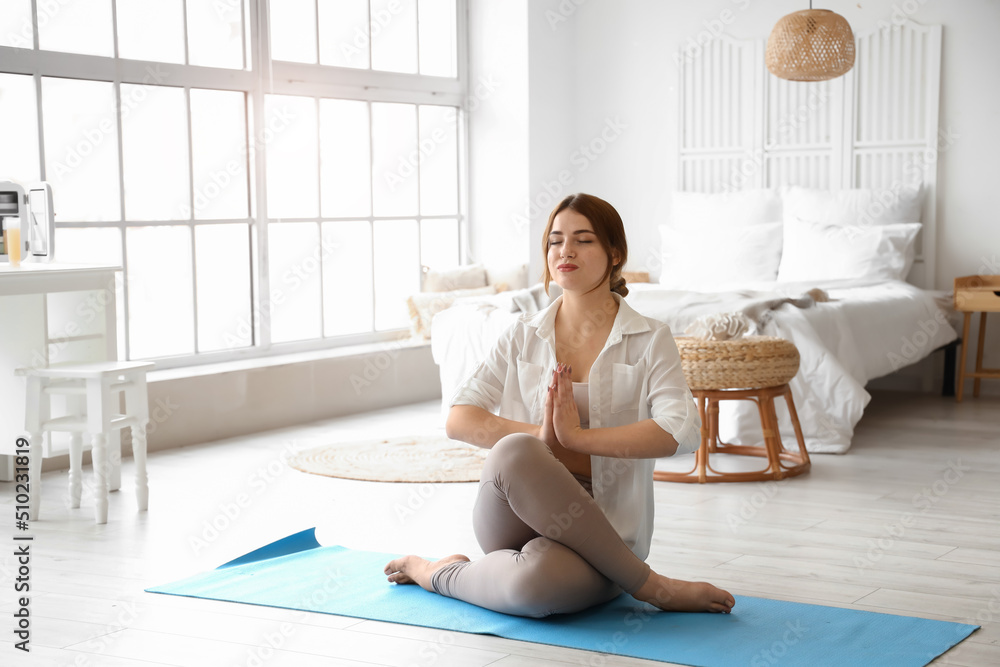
[{"left": 0, "top": 0, "right": 466, "bottom": 368}]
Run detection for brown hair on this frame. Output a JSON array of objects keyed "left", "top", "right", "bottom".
[{"left": 542, "top": 193, "right": 629, "bottom": 297}]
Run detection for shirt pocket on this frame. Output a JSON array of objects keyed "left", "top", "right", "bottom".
[
  {"left": 611, "top": 361, "right": 646, "bottom": 415},
  {"left": 516, "top": 359, "right": 546, "bottom": 416}
]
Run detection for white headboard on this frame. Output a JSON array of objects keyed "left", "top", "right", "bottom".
[{"left": 676, "top": 20, "right": 942, "bottom": 289}]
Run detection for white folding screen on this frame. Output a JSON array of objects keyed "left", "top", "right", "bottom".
[
  {"left": 677, "top": 20, "right": 942, "bottom": 288},
  {"left": 678, "top": 37, "right": 762, "bottom": 193}
]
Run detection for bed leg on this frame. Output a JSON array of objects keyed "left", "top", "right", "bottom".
[{"left": 941, "top": 340, "right": 958, "bottom": 397}]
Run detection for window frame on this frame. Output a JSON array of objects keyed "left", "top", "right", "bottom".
[{"left": 0, "top": 0, "right": 470, "bottom": 370}]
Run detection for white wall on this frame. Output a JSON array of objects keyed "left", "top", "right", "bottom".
[
  {"left": 473, "top": 0, "right": 1000, "bottom": 392},
  {"left": 466, "top": 0, "right": 582, "bottom": 283},
  {"left": 525, "top": 0, "right": 580, "bottom": 282},
  {"left": 465, "top": 1, "right": 531, "bottom": 274}
]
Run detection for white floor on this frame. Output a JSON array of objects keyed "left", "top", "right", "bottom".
[{"left": 1, "top": 391, "right": 998, "bottom": 666}]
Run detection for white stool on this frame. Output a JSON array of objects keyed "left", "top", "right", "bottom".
[{"left": 16, "top": 361, "right": 155, "bottom": 524}]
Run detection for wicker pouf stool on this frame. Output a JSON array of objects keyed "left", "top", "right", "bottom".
[{"left": 655, "top": 336, "right": 811, "bottom": 483}]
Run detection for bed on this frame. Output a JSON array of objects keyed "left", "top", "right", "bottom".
[
  {"left": 431, "top": 21, "right": 951, "bottom": 457},
  {"left": 429, "top": 186, "right": 959, "bottom": 456}
]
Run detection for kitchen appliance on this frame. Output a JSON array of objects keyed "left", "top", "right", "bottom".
[{"left": 0, "top": 181, "right": 55, "bottom": 263}]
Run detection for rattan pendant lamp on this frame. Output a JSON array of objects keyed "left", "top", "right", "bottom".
[{"left": 766, "top": 2, "right": 855, "bottom": 81}]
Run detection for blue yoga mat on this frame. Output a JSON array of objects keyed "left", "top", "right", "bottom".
[{"left": 147, "top": 528, "right": 978, "bottom": 667}]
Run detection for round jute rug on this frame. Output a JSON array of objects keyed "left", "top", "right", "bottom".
[{"left": 286, "top": 434, "right": 489, "bottom": 483}]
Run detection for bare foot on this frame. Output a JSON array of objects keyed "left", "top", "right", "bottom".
[
  {"left": 383, "top": 554, "right": 470, "bottom": 592},
  {"left": 633, "top": 572, "right": 736, "bottom": 614}
]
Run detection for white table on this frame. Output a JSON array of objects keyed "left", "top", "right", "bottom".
[{"left": 0, "top": 262, "right": 121, "bottom": 480}]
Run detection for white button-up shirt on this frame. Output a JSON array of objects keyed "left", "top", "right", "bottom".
[{"left": 449, "top": 292, "right": 701, "bottom": 561}]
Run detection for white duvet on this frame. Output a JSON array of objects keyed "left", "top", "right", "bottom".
[{"left": 431, "top": 279, "right": 958, "bottom": 455}]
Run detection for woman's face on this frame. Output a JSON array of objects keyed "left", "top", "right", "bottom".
[{"left": 547, "top": 208, "right": 616, "bottom": 294}]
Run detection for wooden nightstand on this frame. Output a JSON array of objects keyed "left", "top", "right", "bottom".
[
  {"left": 954, "top": 275, "right": 1000, "bottom": 401},
  {"left": 622, "top": 271, "right": 650, "bottom": 283}
]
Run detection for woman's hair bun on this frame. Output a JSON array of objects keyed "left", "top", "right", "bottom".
[{"left": 611, "top": 275, "right": 629, "bottom": 297}]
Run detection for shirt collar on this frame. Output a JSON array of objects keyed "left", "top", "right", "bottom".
[{"left": 527, "top": 291, "right": 652, "bottom": 348}]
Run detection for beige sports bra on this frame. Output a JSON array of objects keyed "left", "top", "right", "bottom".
[{"left": 572, "top": 382, "right": 590, "bottom": 428}]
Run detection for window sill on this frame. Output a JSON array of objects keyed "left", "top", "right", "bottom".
[{"left": 147, "top": 337, "right": 431, "bottom": 383}]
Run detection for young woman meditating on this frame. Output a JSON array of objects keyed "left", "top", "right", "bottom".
[{"left": 384, "top": 193, "right": 735, "bottom": 618}]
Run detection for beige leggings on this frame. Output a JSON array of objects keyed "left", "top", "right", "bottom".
[{"left": 430, "top": 433, "right": 652, "bottom": 618}]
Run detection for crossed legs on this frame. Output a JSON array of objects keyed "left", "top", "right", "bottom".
[{"left": 384, "top": 433, "right": 735, "bottom": 617}]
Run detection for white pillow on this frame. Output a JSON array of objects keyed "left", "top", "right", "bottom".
[
  {"left": 782, "top": 184, "right": 922, "bottom": 227},
  {"left": 407, "top": 285, "right": 497, "bottom": 339},
  {"left": 671, "top": 189, "right": 782, "bottom": 229},
  {"left": 422, "top": 263, "right": 488, "bottom": 292},
  {"left": 777, "top": 218, "right": 921, "bottom": 282},
  {"left": 658, "top": 222, "right": 784, "bottom": 291},
  {"left": 486, "top": 263, "right": 530, "bottom": 291}
]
